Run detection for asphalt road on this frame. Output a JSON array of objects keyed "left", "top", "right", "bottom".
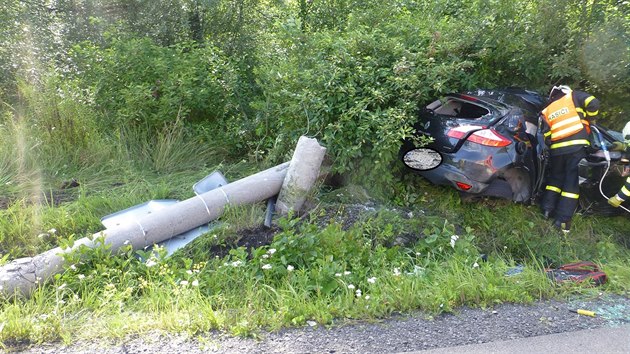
[{"left": 417, "top": 325, "right": 630, "bottom": 354}]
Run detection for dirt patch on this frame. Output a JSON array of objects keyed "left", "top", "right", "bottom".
[
  {"left": 0, "top": 189, "right": 79, "bottom": 210},
  {"left": 199, "top": 202, "right": 382, "bottom": 259},
  {"left": 0, "top": 196, "right": 10, "bottom": 209},
  {"left": 205, "top": 225, "right": 280, "bottom": 259}
]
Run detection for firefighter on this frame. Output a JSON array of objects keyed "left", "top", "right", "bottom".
[
  {"left": 540, "top": 85, "right": 600, "bottom": 233},
  {"left": 607, "top": 121, "right": 630, "bottom": 209},
  {"left": 608, "top": 178, "right": 630, "bottom": 208}
]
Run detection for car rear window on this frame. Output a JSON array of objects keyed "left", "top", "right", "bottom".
[{"left": 428, "top": 98, "right": 490, "bottom": 119}]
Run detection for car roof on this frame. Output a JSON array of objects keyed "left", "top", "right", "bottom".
[{"left": 462, "top": 88, "right": 545, "bottom": 115}]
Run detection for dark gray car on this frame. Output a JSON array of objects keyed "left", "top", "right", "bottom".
[{"left": 401, "top": 88, "right": 629, "bottom": 215}]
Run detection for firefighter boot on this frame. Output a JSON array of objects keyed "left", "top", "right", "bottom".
[{"left": 553, "top": 219, "right": 571, "bottom": 234}]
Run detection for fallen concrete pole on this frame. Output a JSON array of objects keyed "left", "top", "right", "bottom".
[
  {"left": 276, "top": 136, "right": 327, "bottom": 215},
  {"left": 0, "top": 137, "right": 326, "bottom": 298}
]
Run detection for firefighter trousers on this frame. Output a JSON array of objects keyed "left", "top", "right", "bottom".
[{"left": 541, "top": 149, "right": 587, "bottom": 222}]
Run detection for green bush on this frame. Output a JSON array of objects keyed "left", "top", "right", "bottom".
[
  {"left": 253, "top": 15, "right": 476, "bottom": 186},
  {"left": 68, "top": 39, "right": 241, "bottom": 134}
]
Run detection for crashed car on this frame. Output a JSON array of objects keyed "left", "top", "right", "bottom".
[{"left": 400, "top": 88, "right": 629, "bottom": 215}]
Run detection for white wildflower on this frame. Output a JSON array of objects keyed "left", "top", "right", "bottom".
[
  {"left": 262, "top": 264, "right": 272, "bottom": 270},
  {"left": 231, "top": 260, "right": 243, "bottom": 267},
  {"left": 57, "top": 283, "right": 67, "bottom": 290},
  {"left": 186, "top": 270, "right": 193, "bottom": 275},
  {"left": 473, "top": 262, "right": 479, "bottom": 269},
  {"left": 367, "top": 277, "right": 377, "bottom": 284},
  {"left": 287, "top": 265, "right": 295, "bottom": 272},
  {"left": 180, "top": 280, "right": 189, "bottom": 286},
  {"left": 145, "top": 259, "right": 157, "bottom": 267},
  {"left": 393, "top": 268, "right": 401, "bottom": 276},
  {"left": 77, "top": 274, "right": 85, "bottom": 280},
  {"left": 192, "top": 280, "right": 199, "bottom": 287},
  {"left": 268, "top": 248, "right": 276, "bottom": 255},
  {"left": 450, "top": 235, "right": 459, "bottom": 248},
  {"left": 365, "top": 295, "right": 370, "bottom": 300},
  {"left": 262, "top": 254, "right": 269, "bottom": 259},
  {"left": 355, "top": 289, "right": 362, "bottom": 297},
  {"left": 48, "top": 228, "right": 57, "bottom": 234},
  {"left": 335, "top": 273, "right": 342, "bottom": 277},
  {"left": 347, "top": 284, "right": 355, "bottom": 289},
  {"left": 69, "top": 264, "right": 77, "bottom": 271},
  {"left": 344, "top": 271, "right": 351, "bottom": 276}
]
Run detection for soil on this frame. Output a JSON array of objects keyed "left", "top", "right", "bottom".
[{"left": 0, "top": 180, "right": 80, "bottom": 210}]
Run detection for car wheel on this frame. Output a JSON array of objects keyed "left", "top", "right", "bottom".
[
  {"left": 503, "top": 168, "right": 531, "bottom": 202},
  {"left": 479, "top": 178, "right": 513, "bottom": 199}
]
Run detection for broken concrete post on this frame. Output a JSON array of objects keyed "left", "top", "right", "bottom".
[
  {"left": 102, "top": 161, "right": 292, "bottom": 252},
  {"left": 276, "top": 136, "right": 327, "bottom": 215},
  {"left": 0, "top": 162, "right": 291, "bottom": 298},
  {"left": 0, "top": 237, "right": 97, "bottom": 297},
  {"left": 0, "top": 136, "right": 327, "bottom": 298}
]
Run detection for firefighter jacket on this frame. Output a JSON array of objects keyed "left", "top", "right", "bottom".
[
  {"left": 615, "top": 176, "right": 630, "bottom": 202},
  {"left": 541, "top": 90, "right": 600, "bottom": 156}
]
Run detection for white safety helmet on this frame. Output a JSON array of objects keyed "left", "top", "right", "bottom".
[
  {"left": 548, "top": 85, "right": 572, "bottom": 100},
  {"left": 622, "top": 121, "right": 630, "bottom": 141}
]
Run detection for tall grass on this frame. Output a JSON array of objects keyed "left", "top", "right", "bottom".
[{"left": 0, "top": 75, "right": 230, "bottom": 259}]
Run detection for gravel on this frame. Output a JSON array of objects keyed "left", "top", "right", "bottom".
[{"left": 15, "top": 294, "right": 630, "bottom": 354}]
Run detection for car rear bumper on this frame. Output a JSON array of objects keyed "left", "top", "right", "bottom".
[
  {"left": 418, "top": 163, "right": 490, "bottom": 193},
  {"left": 415, "top": 143, "right": 523, "bottom": 194}
]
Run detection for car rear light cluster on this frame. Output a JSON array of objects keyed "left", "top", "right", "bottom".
[
  {"left": 447, "top": 125, "right": 512, "bottom": 147},
  {"left": 456, "top": 182, "right": 472, "bottom": 190}
]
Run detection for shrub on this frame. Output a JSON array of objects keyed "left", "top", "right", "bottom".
[{"left": 68, "top": 39, "right": 242, "bottom": 135}]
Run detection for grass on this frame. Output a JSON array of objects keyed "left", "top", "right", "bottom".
[
  {"left": 2, "top": 179, "right": 629, "bottom": 347},
  {"left": 1, "top": 87, "right": 630, "bottom": 350}
]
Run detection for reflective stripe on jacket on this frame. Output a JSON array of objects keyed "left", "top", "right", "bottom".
[
  {"left": 541, "top": 92, "right": 590, "bottom": 151},
  {"left": 542, "top": 94, "right": 584, "bottom": 141},
  {"left": 575, "top": 95, "right": 597, "bottom": 134},
  {"left": 616, "top": 176, "right": 630, "bottom": 201}
]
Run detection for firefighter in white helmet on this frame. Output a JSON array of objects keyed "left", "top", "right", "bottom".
[{"left": 540, "top": 85, "right": 600, "bottom": 233}]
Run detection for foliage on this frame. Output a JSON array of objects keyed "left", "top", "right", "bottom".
[
  {"left": 1, "top": 0, "right": 630, "bottom": 347},
  {"left": 67, "top": 39, "right": 237, "bottom": 131}
]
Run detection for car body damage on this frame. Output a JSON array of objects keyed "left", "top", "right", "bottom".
[{"left": 401, "top": 88, "right": 629, "bottom": 215}]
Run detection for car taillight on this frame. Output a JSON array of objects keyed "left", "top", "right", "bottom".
[
  {"left": 456, "top": 182, "right": 472, "bottom": 190},
  {"left": 447, "top": 126, "right": 512, "bottom": 147}
]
